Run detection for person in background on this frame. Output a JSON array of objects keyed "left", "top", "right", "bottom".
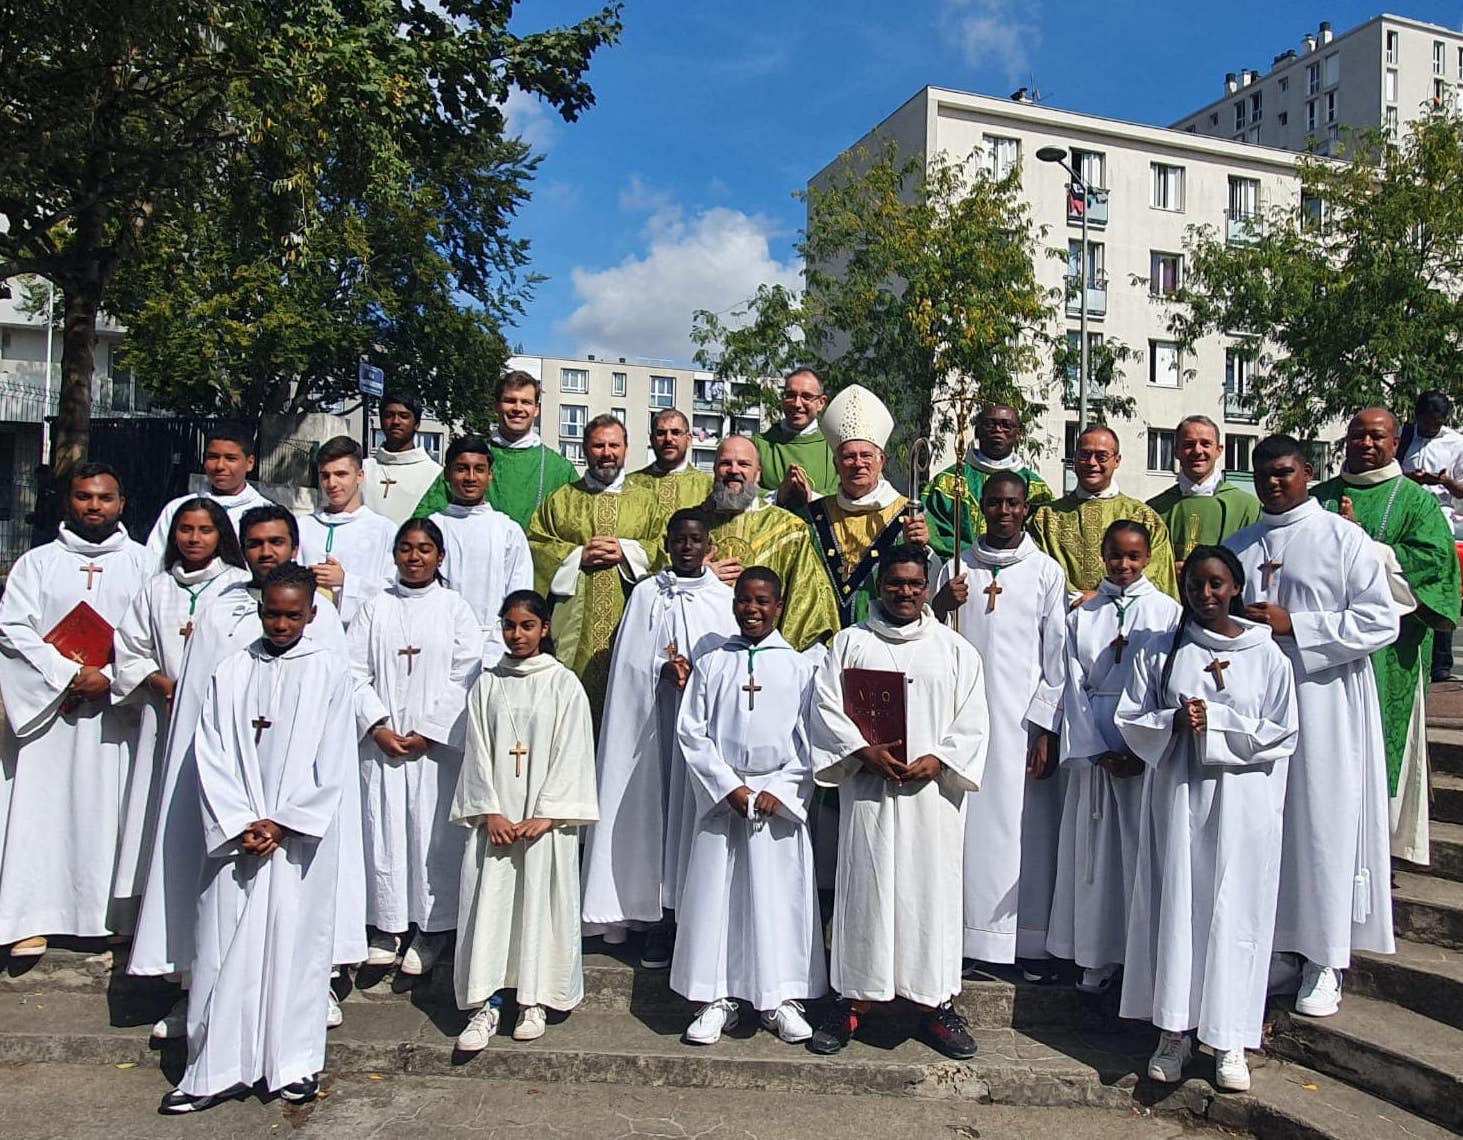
[
  {"left": 145, "top": 424, "right": 269, "bottom": 566},
  {"left": 298, "top": 436, "right": 396, "bottom": 628},
  {"left": 362, "top": 394, "right": 449, "bottom": 525},
  {"left": 484, "top": 371, "right": 579, "bottom": 530},
  {"left": 1400, "top": 389, "right": 1463, "bottom": 682},
  {"left": 754, "top": 368, "right": 838, "bottom": 509}
]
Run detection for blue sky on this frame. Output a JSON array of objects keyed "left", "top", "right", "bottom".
[{"left": 505, "top": 2, "right": 1463, "bottom": 365}]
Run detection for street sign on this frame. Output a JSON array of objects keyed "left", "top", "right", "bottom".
[{"left": 357, "top": 362, "right": 385, "bottom": 398}]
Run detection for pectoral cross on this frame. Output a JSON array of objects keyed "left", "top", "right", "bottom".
[
  {"left": 1205, "top": 657, "right": 1231, "bottom": 691},
  {"left": 398, "top": 645, "right": 420, "bottom": 674},
  {"left": 379, "top": 474, "right": 397, "bottom": 498},
  {"left": 1110, "top": 634, "right": 1129, "bottom": 663},
  {"left": 663, "top": 639, "right": 678, "bottom": 659},
  {"left": 179, "top": 620, "right": 194, "bottom": 640},
  {"left": 510, "top": 740, "right": 528, "bottom": 778},
  {"left": 1262, "top": 559, "right": 1283, "bottom": 590},
  {"left": 742, "top": 674, "right": 762, "bottom": 711},
  {"left": 80, "top": 562, "right": 103, "bottom": 590},
  {"left": 983, "top": 580, "right": 1003, "bottom": 612},
  {"left": 252, "top": 715, "right": 272, "bottom": 745}
]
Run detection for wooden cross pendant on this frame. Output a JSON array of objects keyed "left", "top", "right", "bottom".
[
  {"left": 1262, "top": 559, "right": 1283, "bottom": 590},
  {"left": 179, "top": 620, "right": 194, "bottom": 640},
  {"left": 663, "top": 639, "right": 679, "bottom": 659},
  {"left": 983, "top": 580, "right": 1003, "bottom": 613},
  {"left": 80, "top": 562, "right": 103, "bottom": 590},
  {"left": 379, "top": 474, "right": 397, "bottom": 498},
  {"left": 1205, "top": 658, "right": 1231, "bottom": 691},
  {"left": 742, "top": 673, "right": 762, "bottom": 711},
  {"left": 398, "top": 645, "right": 421, "bottom": 674},
  {"left": 508, "top": 739, "right": 528, "bottom": 777},
  {"left": 1110, "top": 634, "right": 1129, "bottom": 663},
  {"left": 251, "top": 715, "right": 272, "bottom": 745}
]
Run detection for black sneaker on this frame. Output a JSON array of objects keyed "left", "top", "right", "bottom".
[
  {"left": 159, "top": 1089, "right": 217, "bottom": 1115},
  {"left": 640, "top": 925, "right": 674, "bottom": 970},
  {"left": 807, "top": 998, "right": 859, "bottom": 1055},
  {"left": 1019, "top": 958, "right": 1061, "bottom": 985},
  {"left": 279, "top": 1076, "right": 319, "bottom": 1104},
  {"left": 921, "top": 1001, "right": 978, "bottom": 1060}
]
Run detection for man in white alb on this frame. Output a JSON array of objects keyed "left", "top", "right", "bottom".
[{"left": 298, "top": 435, "right": 397, "bottom": 627}]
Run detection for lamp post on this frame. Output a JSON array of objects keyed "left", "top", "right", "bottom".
[{"left": 1037, "top": 145, "right": 1089, "bottom": 434}]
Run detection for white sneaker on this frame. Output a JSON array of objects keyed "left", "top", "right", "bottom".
[
  {"left": 400, "top": 931, "right": 444, "bottom": 976},
  {"left": 685, "top": 998, "right": 739, "bottom": 1045},
  {"left": 1295, "top": 961, "right": 1342, "bottom": 1017},
  {"left": 326, "top": 988, "right": 343, "bottom": 1029},
  {"left": 759, "top": 1000, "right": 812, "bottom": 1043},
  {"left": 151, "top": 996, "right": 187, "bottom": 1040},
  {"left": 365, "top": 931, "right": 400, "bottom": 967},
  {"left": 513, "top": 1004, "right": 546, "bottom": 1041},
  {"left": 1077, "top": 964, "right": 1118, "bottom": 994},
  {"left": 601, "top": 926, "right": 628, "bottom": 946},
  {"left": 1215, "top": 1048, "right": 1250, "bottom": 1092},
  {"left": 457, "top": 1004, "right": 499, "bottom": 1052},
  {"left": 1146, "top": 1030, "right": 1193, "bottom": 1083}
]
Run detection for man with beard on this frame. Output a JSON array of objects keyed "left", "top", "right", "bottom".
[
  {"left": 703, "top": 435, "right": 838, "bottom": 652},
  {"left": 627, "top": 409, "right": 713, "bottom": 513},
  {"left": 0, "top": 464, "right": 149, "bottom": 957},
  {"left": 362, "top": 394, "right": 450, "bottom": 525},
  {"left": 1146, "top": 416, "right": 1260, "bottom": 574},
  {"left": 527, "top": 414, "right": 667, "bottom": 723},
  {"left": 754, "top": 369, "right": 839, "bottom": 508}
]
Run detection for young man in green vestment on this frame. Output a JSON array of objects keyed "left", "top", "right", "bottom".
[
  {"left": 626, "top": 409, "right": 713, "bottom": 514},
  {"left": 1146, "top": 415, "right": 1260, "bottom": 575},
  {"left": 753, "top": 368, "right": 839, "bottom": 509},
  {"left": 484, "top": 370, "right": 579, "bottom": 530},
  {"left": 361, "top": 395, "right": 450, "bottom": 525},
  {"left": 1312, "top": 408, "right": 1460, "bottom": 866},
  {"left": 923, "top": 403, "right": 1054, "bottom": 560}
]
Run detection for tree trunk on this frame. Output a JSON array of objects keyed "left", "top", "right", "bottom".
[{"left": 53, "top": 282, "right": 102, "bottom": 480}]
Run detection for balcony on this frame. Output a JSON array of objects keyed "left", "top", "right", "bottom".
[
  {"left": 1224, "top": 389, "right": 1259, "bottom": 423},
  {"left": 1063, "top": 371, "right": 1108, "bottom": 408},
  {"left": 1226, "top": 211, "right": 1261, "bottom": 244},
  {"left": 1065, "top": 274, "right": 1109, "bottom": 318},
  {"left": 692, "top": 397, "right": 723, "bottom": 413},
  {"left": 1068, "top": 187, "right": 1109, "bottom": 227}
]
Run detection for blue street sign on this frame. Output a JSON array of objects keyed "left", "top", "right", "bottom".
[{"left": 357, "top": 362, "right": 385, "bottom": 398}]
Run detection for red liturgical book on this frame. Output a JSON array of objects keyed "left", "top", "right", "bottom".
[
  {"left": 44, "top": 601, "right": 115, "bottom": 669},
  {"left": 842, "top": 667, "right": 908, "bottom": 764}
]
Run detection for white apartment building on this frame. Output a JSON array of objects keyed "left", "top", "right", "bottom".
[
  {"left": 1175, "top": 14, "right": 1463, "bottom": 152},
  {"left": 816, "top": 87, "right": 1308, "bottom": 501}
]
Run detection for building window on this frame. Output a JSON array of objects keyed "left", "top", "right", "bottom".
[
  {"left": 372, "top": 429, "right": 443, "bottom": 464},
  {"left": 1306, "top": 99, "right": 1317, "bottom": 132},
  {"left": 560, "top": 440, "right": 584, "bottom": 464},
  {"left": 1386, "top": 106, "right": 1400, "bottom": 140},
  {"left": 1385, "top": 69, "right": 1398, "bottom": 103},
  {"left": 1251, "top": 90, "right": 1263, "bottom": 122},
  {"left": 1225, "top": 433, "right": 1256, "bottom": 472},
  {"left": 984, "top": 135, "right": 1020, "bottom": 179},
  {"left": 560, "top": 367, "right": 589, "bottom": 394},
  {"left": 1435, "top": 40, "right": 1446, "bottom": 75},
  {"left": 1457, "top": 46, "right": 1463, "bottom": 79},
  {"left": 1064, "top": 421, "right": 1081, "bottom": 463},
  {"left": 559, "top": 403, "right": 587, "bottom": 439},
  {"left": 1209, "top": 112, "right": 1219, "bottom": 127},
  {"left": 1307, "top": 62, "right": 1321, "bottom": 95},
  {"left": 733, "top": 414, "right": 760, "bottom": 436},
  {"left": 611, "top": 371, "right": 627, "bottom": 397},
  {"left": 1151, "top": 163, "right": 1185, "bottom": 211},
  {"left": 649, "top": 374, "right": 675, "bottom": 408},
  {"left": 1068, "top": 239, "right": 1105, "bottom": 284},
  {"left": 1325, "top": 91, "right": 1337, "bottom": 123},
  {"left": 1071, "top": 148, "right": 1105, "bottom": 189},
  {"left": 1149, "top": 341, "right": 1181, "bottom": 388},
  {"left": 1147, "top": 428, "right": 1177, "bottom": 473},
  {"left": 1150, "top": 252, "right": 1183, "bottom": 296},
  {"left": 1279, "top": 76, "right": 1289, "bottom": 93},
  {"left": 1435, "top": 78, "right": 1448, "bottom": 106},
  {"left": 1228, "top": 176, "right": 1260, "bottom": 220},
  {"left": 1278, "top": 111, "right": 1289, "bottom": 126},
  {"left": 1234, "top": 100, "right": 1246, "bottom": 131},
  {"left": 1225, "top": 349, "right": 1258, "bottom": 422},
  {"left": 1386, "top": 30, "right": 1399, "bottom": 65},
  {"left": 1301, "top": 192, "right": 1327, "bottom": 229},
  {"left": 1324, "top": 53, "right": 1340, "bottom": 86},
  {"left": 691, "top": 414, "right": 722, "bottom": 445},
  {"left": 610, "top": 406, "right": 626, "bottom": 424}
]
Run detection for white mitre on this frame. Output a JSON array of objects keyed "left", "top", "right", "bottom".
[{"left": 821, "top": 384, "right": 894, "bottom": 452}]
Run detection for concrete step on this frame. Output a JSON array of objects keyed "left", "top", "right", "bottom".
[
  {"left": 1266, "top": 993, "right": 1463, "bottom": 1132},
  {"left": 1427, "top": 728, "right": 1463, "bottom": 778},
  {"left": 1348, "top": 938, "right": 1463, "bottom": 1032},
  {"left": 1420, "top": 820, "right": 1463, "bottom": 882},
  {"left": 1393, "top": 870, "right": 1463, "bottom": 951},
  {"left": 1432, "top": 772, "right": 1463, "bottom": 826}
]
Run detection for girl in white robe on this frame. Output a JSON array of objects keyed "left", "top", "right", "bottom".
[
  {"left": 113, "top": 499, "right": 249, "bottom": 909},
  {"left": 1049, "top": 521, "right": 1181, "bottom": 993},
  {"left": 452, "top": 590, "right": 597, "bottom": 1050},
  {"left": 1116, "top": 545, "right": 1298, "bottom": 1093},
  {"left": 351, "top": 518, "right": 481, "bottom": 974}
]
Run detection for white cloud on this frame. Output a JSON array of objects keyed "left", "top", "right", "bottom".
[
  {"left": 559, "top": 195, "right": 801, "bottom": 364},
  {"left": 941, "top": 0, "right": 1041, "bottom": 85},
  {"left": 502, "top": 87, "right": 558, "bottom": 153}
]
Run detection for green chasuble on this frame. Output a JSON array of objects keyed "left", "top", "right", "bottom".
[
  {"left": 753, "top": 423, "right": 839, "bottom": 499},
  {"left": 1313, "top": 469, "right": 1461, "bottom": 794},
  {"left": 804, "top": 492, "right": 914, "bottom": 627},
  {"left": 705, "top": 502, "right": 839, "bottom": 650},
  {"left": 1146, "top": 479, "right": 1261, "bottom": 564},
  {"left": 486, "top": 439, "right": 580, "bottom": 531},
  {"left": 526, "top": 480, "right": 667, "bottom": 726},
  {"left": 409, "top": 474, "right": 451, "bottom": 521},
  {"left": 923, "top": 456, "right": 1055, "bottom": 560},
  {"left": 1029, "top": 492, "right": 1180, "bottom": 599},
  {"left": 625, "top": 464, "right": 714, "bottom": 515}
]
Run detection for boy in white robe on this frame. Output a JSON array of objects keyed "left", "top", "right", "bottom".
[
  {"left": 580, "top": 509, "right": 737, "bottom": 968},
  {"left": 351, "top": 518, "right": 481, "bottom": 974},
  {"left": 671, "top": 567, "right": 828, "bottom": 1045},
  {"left": 144, "top": 424, "right": 271, "bottom": 566},
  {"left": 160, "top": 564, "right": 357, "bottom": 1113},
  {"left": 807, "top": 547, "right": 989, "bottom": 1059},
  {"left": 1049, "top": 521, "right": 1181, "bottom": 994},
  {"left": 430, "top": 434, "right": 534, "bottom": 663},
  {"left": 0, "top": 463, "right": 149, "bottom": 957},
  {"left": 1224, "top": 435, "right": 1399, "bottom": 1018},
  {"left": 298, "top": 435, "right": 397, "bottom": 628},
  {"left": 1116, "top": 545, "right": 1298, "bottom": 1093},
  {"left": 362, "top": 394, "right": 447, "bottom": 524}
]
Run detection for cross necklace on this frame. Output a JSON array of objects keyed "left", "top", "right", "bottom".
[
  {"left": 1109, "top": 595, "right": 1136, "bottom": 663},
  {"left": 742, "top": 645, "right": 764, "bottom": 711},
  {"left": 982, "top": 565, "right": 1004, "bottom": 612},
  {"left": 379, "top": 473, "right": 397, "bottom": 499},
  {"left": 1258, "top": 538, "right": 1283, "bottom": 593},
  {"left": 80, "top": 561, "right": 104, "bottom": 590},
  {"left": 174, "top": 572, "right": 220, "bottom": 640},
  {"left": 492, "top": 675, "right": 530, "bottom": 777},
  {"left": 395, "top": 598, "right": 421, "bottom": 675},
  {"left": 1204, "top": 653, "right": 1231, "bottom": 691},
  {"left": 252, "top": 654, "right": 289, "bottom": 746}
]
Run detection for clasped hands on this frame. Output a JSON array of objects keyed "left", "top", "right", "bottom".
[
  {"left": 371, "top": 725, "right": 432, "bottom": 758},
  {"left": 241, "top": 818, "right": 287, "bottom": 857},
  {"left": 725, "top": 785, "right": 783, "bottom": 818},
  {"left": 857, "top": 742, "right": 942, "bottom": 785},
  {"left": 484, "top": 814, "right": 555, "bottom": 847},
  {"left": 581, "top": 536, "right": 625, "bottom": 571}
]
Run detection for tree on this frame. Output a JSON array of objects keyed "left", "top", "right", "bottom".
[{"left": 1168, "top": 108, "right": 1463, "bottom": 435}]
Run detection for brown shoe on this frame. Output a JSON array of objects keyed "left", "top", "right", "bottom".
[{"left": 9, "top": 936, "right": 46, "bottom": 958}]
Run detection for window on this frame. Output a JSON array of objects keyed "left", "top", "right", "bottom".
[
  {"left": 733, "top": 415, "right": 760, "bottom": 436},
  {"left": 1325, "top": 91, "right": 1337, "bottom": 124},
  {"left": 560, "top": 440, "right": 584, "bottom": 464},
  {"left": 649, "top": 374, "right": 675, "bottom": 408},
  {"left": 1436, "top": 78, "right": 1448, "bottom": 106},
  {"left": 1147, "top": 428, "right": 1177, "bottom": 473},
  {"left": 611, "top": 406, "right": 626, "bottom": 424},
  {"left": 1151, "top": 163, "right": 1185, "bottom": 211},
  {"left": 1279, "top": 76, "right": 1289, "bottom": 93},
  {"left": 1278, "top": 111, "right": 1289, "bottom": 126},
  {"left": 1071, "top": 148, "right": 1105, "bottom": 189},
  {"left": 1324, "top": 53, "right": 1340, "bottom": 87},
  {"left": 1234, "top": 100, "right": 1247, "bottom": 132},
  {"left": 1064, "top": 421, "right": 1081, "bottom": 464},
  {"left": 1386, "top": 106, "right": 1400, "bottom": 140},
  {"left": 1150, "top": 252, "right": 1183, "bottom": 296},
  {"left": 1209, "top": 112, "right": 1219, "bottom": 127},
  {"left": 611, "top": 371, "right": 627, "bottom": 397},
  {"left": 691, "top": 414, "right": 722, "bottom": 444},
  {"left": 560, "top": 367, "right": 588, "bottom": 394},
  {"left": 371, "top": 429, "right": 442, "bottom": 464},
  {"left": 1228, "top": 176, "right": 1260, "bottom": 219},
  {"left": 1064, "top": 330, "right": 1105, "bottom": 403},
  {"left": 559, "top": 403, "right": 587, "bottom": 439},
  {"left": 1068, "top": 239, "right": 1105, "bottom": 284},
  {"left": 1436, "top": 40, "right": 1446, "bottom": 75},
  {"left": 1225, "top": 434, "right": 1257, "bottom": 473},
  {"left": 1149, "top": 341, "right": 1181, "bottom": 388},
  {"left": 984, "top": 135, "right": 1020, "bottom": 179},
  {"left": 1225, "top": 349, "right": 1257, "bottom": 422},
  {"left": 1386, "top": 30, "right": 1399, "bottom": 64},
  {"left": 1301, "top": 192, "right": 1327, "bottom": 229},
  {"left": 1458, "top": 46, "right": 1463, "bottom": 79},
  {"left": 1385, "top": 69, "right": 1398, "bottom": 103},
  {"left": 1251, "top": 90, "right": 1263, "bottom": 122},
  {"left": 1306, "top": 99, "right": 1317, "bottom": 132},
  {"left": 1306, "top": 62, "right": 1321, "bottom": 95}
]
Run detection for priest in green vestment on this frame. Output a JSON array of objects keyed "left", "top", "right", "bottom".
[
  {"left": 1312, "top": 408, "right": 1461, "bottom": 865},
  {"left": 753, "top": 368, "right": 839, "bottom": 508},
  {"left": 484, "top": 369, "right": 579, "bottom": 530},
  {"left": 703, "top": 435, "right": 838, "bottom": 651},
  {"left": 1146, "top": 415, "right": 1260, "bottom": 569},
  {"left": 924, "top": 403, "right": 1054, "bottom": 560},
  {"left": 526, "top": 415, "right": 667, "bottom": 726},
  {"left": 625, "top": 409, "right": 713, "bottom": 514},
  {"left": 1029, "top": 425, "right": 1179, "bottom": 601}
]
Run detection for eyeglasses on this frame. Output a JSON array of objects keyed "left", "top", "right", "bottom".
[
  {"left": 1075, "top": 449, "right": 1115, "bottom": 462},
  {"left": 782, "top": 392, "right": 824, "bottom": 403}
]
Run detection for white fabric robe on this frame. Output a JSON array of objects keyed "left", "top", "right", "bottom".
[
  {"left": 670, "top": 632, "right": 829, "bottom": 1009},
  {"left": 452, "top": 654, "right": 598, "bottom": 1010},
  {"left": 297, "top": 505, "right": 397, "bottom": 628},
  {"left": 180, "top": 637, "right": 356, "bottom": 1097},
  {"left": 936, "top": 537, "right": 1068, "bottom": 962},
  {"left": 1225, "top": 498, "right": 1400, "bottom": 966},
  {"left": 127, "top": 580, "right": 356, "bottom": 975},
  {"left": 580, "top": 568, "right": 737, "bottom": 930},
  {"left": 111, "top": 560, "right": 250, "bottom": 901},
  {"left": 350, "top": 581, "right": 480, "bottom": 932},
  {"left": 0, "top": 524, "right": 148, "bottom": 942},
  {"left": 809, "top": 606, "right": 989, "bottom": 1006},
  {"left": 362, "top": 446, "right": 443, "bottom": 525},
  {"left": 144, "top": 486, "right": 271, "bottom": 568},
  {"left": 1116, "top": 620, "right": 1298, "bottom": 1051},
  {"left": 1048, "top": 577, "right": 1181, "bottom": 969},
  {"left": 430, "top": 503, "right": 534, "bottom": 663}
]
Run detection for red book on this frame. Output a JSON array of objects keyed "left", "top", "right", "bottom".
[
  {"left": 842, "top": 667, "right": 908, "bottom": 764},
  {"left": 44, "top": 601, "right": 115, "bottom": 669}
]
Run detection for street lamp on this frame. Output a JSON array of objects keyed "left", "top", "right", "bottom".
[{"left": 1037, "top": 145, "right": 1090, "bottom": 434}]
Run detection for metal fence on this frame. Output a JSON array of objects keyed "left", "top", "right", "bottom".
[{"left": 87, "top": 416, "right": 237, "bottom": 543}]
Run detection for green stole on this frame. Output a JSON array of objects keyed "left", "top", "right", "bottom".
[
  {"left": 487, "top": 440, "right": 580, "bottom": 531},
  {"left": 753, "top": 423, "right": 839, "bottom": 498},
  {"left": 1146, "top": 479, "right": 1261, "bottom": 562},
  {"left": 923, "top": 458, "right": 1055, "bottom": 560}
]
